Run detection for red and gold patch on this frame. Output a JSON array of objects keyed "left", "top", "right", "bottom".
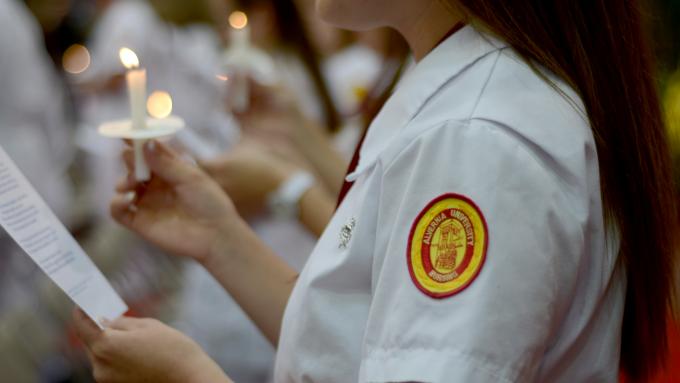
[{"left": 407, "top": 194, "right": 488, "bottom": 299}]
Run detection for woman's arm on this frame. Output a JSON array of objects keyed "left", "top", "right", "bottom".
[
  {"left": 201, "top": 216, "right": 298, "bottom": 345},
  {"left": 112, "top": 141, "right": 300, "bottom": 344},
  {"left": 291, "top": 119, "right": 348, "bottom": 196},
  {"left": 234, "top": 80, "right": 349, "bottom": 198},
  {"left": 298, "top": 183, "right": 336, "bottom": 237},
  {"left": 72, "top": 141, "right": 301, "bottom": 383},
  {"left": 200, "top": 142, "right": 336, "bottom": 238}
]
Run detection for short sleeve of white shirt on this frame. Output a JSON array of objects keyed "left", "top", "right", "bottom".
[
  {"left": 358, "top": 119, "right": 585, "bottom": 382},
  {"left": 274, "top": 25, "right": 623, "bottom": 383}
]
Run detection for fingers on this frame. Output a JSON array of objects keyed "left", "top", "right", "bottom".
[
  {"left": 232, "top": 77, "right": 291, "bottom": 117},
  {"left": 143, "top": 141, "right": 201, "bottom": 185},
  {"left": 115, "top": 173, "right": 137, "bottom": 193},
  {"left": 110, "top": 191, "right": 137, "bottom": 227},
  {"left": 197, "top": 161, "right": 217, "bottom": 178},
  {"left": 249, "top": 78, "right": 287, "bottom": 104},
  {"left": 120, "top": 140, "right": 196, "bottom": 188},
  {"left": 121, "top": 148, "right": 134, "bottom": 173},
  {"left": 72, "top": 309, "right": 103, "bottom": 346},
  {"left": 108, "top": 316, "right": 148, "bottom": 331}
]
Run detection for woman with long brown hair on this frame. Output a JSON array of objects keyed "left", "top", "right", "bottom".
[{"left": 73, "top": 1, "right": 677, "bottom": 382}]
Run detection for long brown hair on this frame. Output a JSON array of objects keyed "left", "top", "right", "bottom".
[{"left": 446, "top": 1, "right": 678, "bottom": 379}]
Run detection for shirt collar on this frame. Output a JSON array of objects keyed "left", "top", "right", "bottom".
[{"left": 346, "top": 25, "right": 506, "bottom": 181}]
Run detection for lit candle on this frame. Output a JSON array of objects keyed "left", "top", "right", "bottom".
[
  {"left": 229, "top": 11, "right": 250, "bottom": 49},
  {"left": 227, "top": 11, "right": 250, "bottom": 112},
  {"left": 119, "top": 47, "right": 150, "bottom": 181},
  {"left": 98, "top": 52, "right": 184, "bottom": 174}
]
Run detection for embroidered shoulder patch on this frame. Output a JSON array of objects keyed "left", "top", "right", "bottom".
[{"left": 407, "top": 193, "right": 488, "bottom": 299}]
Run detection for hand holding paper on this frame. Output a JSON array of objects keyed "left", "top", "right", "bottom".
[
  {"left": 72, "top": 310, "right": 232, "bottom": 383},
  {"left": 0, "top": 145, "right": 127, "bottom": 328}
]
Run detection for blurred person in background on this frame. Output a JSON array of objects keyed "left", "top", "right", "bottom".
[
  {"left": 1, "top": 0, "right": 75, "bottom": 222},
  {"left": 228, "top": 0, "right": 406, "bottom": 193},
  {"left": 204, "top": 0, "right": 408, "bottom": 238},
  {"left": 226, "top": 0, "right": 347, "bottom": 194},
  {"left": 215, "top": 0, "right": 344, "bottom": 274},
  {"left": 235, "top": 0, "right": 342, "bottom": 132},
  {"left": 0, "top": 0, "right": 78, "bottom": 380}
]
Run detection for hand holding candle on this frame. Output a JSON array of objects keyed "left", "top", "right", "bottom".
[
  {"left": 229, "top": 11, "right": 250, "bottom": 50},
  {"left": 227, "top": 11, "right": 250, "bottom": 112},
  {"left": 98, "top": 47, "right": 185, "bottom": 182},
  {"left": 222, "top": 11, "right": 276, "bottom": 112}
]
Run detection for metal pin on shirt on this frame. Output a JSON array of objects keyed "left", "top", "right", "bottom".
[{"left": 339, "top": 217, "right": 356, "bottom": 249}]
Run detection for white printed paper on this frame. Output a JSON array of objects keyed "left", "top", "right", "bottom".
[{"left": 0, "top": 146, "right": 127, "bottom": 328}]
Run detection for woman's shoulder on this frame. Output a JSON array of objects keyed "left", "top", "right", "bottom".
[
  {"left": 381, "top": 48, "right": 598, "bottom": 205},
  {"left": 417, "top": 45, "right": 591, "bottom": 145},
  {"left": 397, "top": 35, "right": 593, "bottom": 156},
  {"left": 472, "top": 48, "right": 592, "bottom": 146}
]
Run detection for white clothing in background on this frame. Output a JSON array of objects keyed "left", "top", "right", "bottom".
[
  {"left": 275, "top": 25, "right": 624, "bottom": 383},
  {"left": 247, "top": 52, "right": 320, "bottom": 272},
  {"left": 323, "top": 44, "right": 385, "bottom": 161},
  {"left": 324, "top": 44, "right": 382, "bottom": 117},
  {"left": 172, "top": 263, "right": 274, "bottom": 383},
  {"left": 0, "top": 0, "right": 74, "bottom": 222},
  {"left": 78, "top": 0, "right": 238, "bottom": 218}
]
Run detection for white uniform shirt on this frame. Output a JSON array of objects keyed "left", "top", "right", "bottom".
[{"left": 274, "top": 25, "right": 625, "bottom": 382}]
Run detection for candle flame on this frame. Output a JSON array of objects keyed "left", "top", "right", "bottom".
[
  {"left": 147, "top": 91, "right": 173, "bottom": 119},
  {"left": 119, "top": 47, "right": 140, "bottom": 69},
  {"left": 63, "top": 44, "right": 91, "bottom": 74},
  {"left": 229, "top": 11, "right": 248, "bottom": 30}
]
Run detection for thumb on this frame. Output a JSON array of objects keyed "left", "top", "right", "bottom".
[
  {"left": 72, "top": 309, "right": 103, "bottom": 347},
  {"left": 196, "top": 158, "right": 217, "bottom": 174},
  {"left": 144, "top": 140, "right": 199, "bottom": 185},
  {"left": 197, "top": 157, "right": 232, "bottom": 179}
]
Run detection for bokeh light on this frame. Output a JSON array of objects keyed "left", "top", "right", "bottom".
[
  {"left": 146, "top": 91, "right": 173, "bottom": 119},
  {"left": 664, "top": 71, "right": 680, "bottom": 152},
  {"left": 229, "top": 11, "right": 248, "bottom": 30},
  {"left": 62, "top": 44, "right": 90, "bottom": 74}
]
